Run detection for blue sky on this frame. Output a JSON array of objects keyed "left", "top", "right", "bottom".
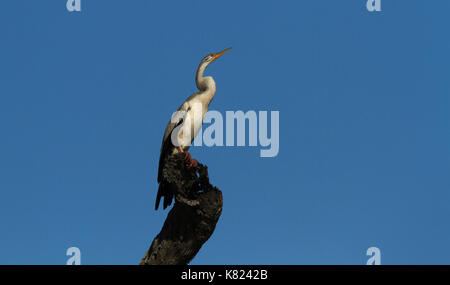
[{"left": 0, "top": 1, "right": 449, "bottom": 265}]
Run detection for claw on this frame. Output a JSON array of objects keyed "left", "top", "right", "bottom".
[
  {"left": 187, "top": 158, "right": 198, "bottom": 168},
  {"left": 179, "top": 151, "right": 197, "bottom": 168},
  {"left": 177, "top": 148, "right": 197, "bottom": 168}
]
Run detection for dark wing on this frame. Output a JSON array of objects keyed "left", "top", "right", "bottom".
[
  {"left": 155, "top": 102, "right": 190, "bottom": 210},
  {"left": 157, "top": 101, "right": 190, "bottom": 183}
]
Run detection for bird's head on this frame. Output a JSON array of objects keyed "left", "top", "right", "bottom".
[
  {"left": 196, "top": 47, "right": 231, "bottom": 91},
  {"left": 201, "top": 47, "right": 232, "bottom": 65}
]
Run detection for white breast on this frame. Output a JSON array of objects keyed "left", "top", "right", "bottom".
[{"left": 177, "top": 100, "right": 208, "bottom": 149}]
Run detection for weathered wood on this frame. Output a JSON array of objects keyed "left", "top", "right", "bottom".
[{"left": 140, "top": 153, "right": 223, "bottom": 265}]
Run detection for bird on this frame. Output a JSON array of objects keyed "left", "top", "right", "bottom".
[{"left": 155, "top": 47, "right": 231, "bottom": 210}]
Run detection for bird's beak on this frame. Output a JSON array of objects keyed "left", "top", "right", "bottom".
[{"left": 211, "top": 47, "right": 231, "bottom": 63}]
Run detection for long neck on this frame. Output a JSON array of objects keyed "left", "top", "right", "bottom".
[{"left": 195, "top": 61, "right": 216, "bottom": 104}]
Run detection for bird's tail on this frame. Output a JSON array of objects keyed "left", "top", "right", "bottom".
[{"left": 155, "top": 181, "right": 174, "bottom": 210}]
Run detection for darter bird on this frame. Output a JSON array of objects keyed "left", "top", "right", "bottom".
[{"left": 155, "top": 47, "right": 231, "bottom": 210}]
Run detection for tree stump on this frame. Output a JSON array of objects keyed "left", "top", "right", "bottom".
[{"left": 140, "top": 153, "right": 223, "bottom": 265}]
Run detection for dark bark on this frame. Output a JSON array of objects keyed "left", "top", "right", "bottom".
[{"left": 140, "top": 153, "right": 223, "bottom": 265}]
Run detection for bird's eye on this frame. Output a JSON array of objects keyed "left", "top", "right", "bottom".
[{"left": 202, "top": 55, "right": 213, "bottom": 62}]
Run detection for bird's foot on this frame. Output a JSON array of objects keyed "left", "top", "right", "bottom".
[
  {"left": 187, "top": 158, "right": 198, "bottom": 168},
  {"left": 182, "top": 151, "right": 198, "bottom": 168},
  {"left": 183, "top": 150, "right": 191, "bottom": 161}
]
